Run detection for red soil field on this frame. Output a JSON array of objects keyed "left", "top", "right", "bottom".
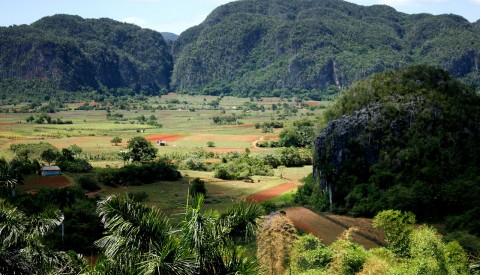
[
  {"left": 184, "top": 134, "right": 258, "bottom": 142},
  {"left": 285, "top": 207, "right": 381, "bottom": 248},
  {"left": 145, "top": 134, "right": 183, "bottom": 142},
  {"left": 304, "top": 101, "right": 319, "bottom": 106},
  {"left": 245, "top": 182, "right": 298, "bottom": 202},
  {"left": 23, "top": 176, "right": 70, "bottom": 192},
  {"left": 245, "top": 182, "right": 383, "bottom": 248}
]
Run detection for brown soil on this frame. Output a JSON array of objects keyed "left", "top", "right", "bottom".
[
  {"left": 23, "top": 175, "right": 70, "bottom": 192},
  {"left": 183, "top": 134, "right": 258, "bottom": 142},
  {"left": 284, "top": 207, "right": 381, "bottom": 248},
  {"left": 325, "top": 214, "right": 386, "bottom": 246},
  {"left": 245, "top": 182, "right": 298, "bottom": 203},
  {"left": 145, "top": 134, "right": 183, "bottom": 142}
]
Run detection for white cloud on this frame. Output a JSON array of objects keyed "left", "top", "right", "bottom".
[{"left": 470, "top": 0, "right": 480, "bottom": 5}]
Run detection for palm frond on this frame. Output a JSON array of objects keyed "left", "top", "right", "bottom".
[{"left": 0, "top": 199, "right": 26, "bottom": 247}]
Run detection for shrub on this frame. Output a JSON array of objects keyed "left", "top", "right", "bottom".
[
  {"left": 207, "top": 141, "right": 215, "bottom": 147},
  {"left": 189, "top": 178, "right": 207, "bottom": 197},
  {"left": 97, "top": 159, "right": 181, "bottom": 186},
  {"left": 77, "top": 176, "right": 100, "bottom": 192}
]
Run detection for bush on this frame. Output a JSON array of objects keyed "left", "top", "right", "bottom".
[
  {"left": 97, "top": 159, "right": 181, "bottom": 186},
  {"left": 77, "top": 176, "right": 100, "bottom": 192},
  {"left": 189, "top": 178, "right": 206, "bottom": 197},
  {"left": 213, "top": 155, "right": 274, "bottom": 180},
  {"left": 207, "top": 141, "right": 215, "bottom": 147}
]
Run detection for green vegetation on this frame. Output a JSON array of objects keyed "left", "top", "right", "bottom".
[
  {"left": 302, "top": 66, "right": 480, "bottom": 235},
  {"left": 0, "top": 14, "right": 172, "bottom": 101},
  {"left": 173, "top": 0, "right": 480, "bottom": 96},
  {"left": 126, "top": 136, "right": 158, "bottom": 162}
]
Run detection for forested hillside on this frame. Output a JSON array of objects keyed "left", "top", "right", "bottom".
[
  {"left": 1, "top": 1, "right": 479, "bottom": 100},
  {"left": 172, "top": 0, "right": 480, "bottom": 97},
  {"left": 297, "top": 66, "right": 480, "bottom": 236},
  {"left": 0, "top": 15, "right": 172, "bottom": 99}
]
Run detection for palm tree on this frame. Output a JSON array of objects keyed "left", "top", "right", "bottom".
[
  {"left": 181, "top": 195, "right": 262, "bottom": 274},
  {"left": 93, "top": 195, "right": 196, "bottom": 274},
  {"left": 0, "top": 160, "right": 22, "bottom": 197},
  {"left": 0, "top": 199, "right": 86, "bottom": 274}
]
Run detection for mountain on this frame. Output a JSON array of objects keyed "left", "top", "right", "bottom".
[
  {"left": 307, "top": 66, "right": 480, "bottom": 231},
  {"left": 161, "top": 32, "right": 179, "bottom": 42},
  {"left": 0, "top": 14, "right": 172, "bottom": 95},
  {"left": 172, "top": 0, "right": 480, "bottom": 96}
]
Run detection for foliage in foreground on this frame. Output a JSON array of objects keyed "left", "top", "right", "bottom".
[
  {"left": 0, "top": 199, "right": 87, "bottom": 274},
  {"left": 288, "top": 210, "right": 471, "bottom": 275},
  {"left": 90, "top": 195, "right": 264, "bottom": 274}
]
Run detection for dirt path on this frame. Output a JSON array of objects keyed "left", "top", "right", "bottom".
[
  {"left": 245, "top": 182, "right": 298, "bottom": 202},
  {"left": 250, "top": 135, "right": 278, "bottom": 149},
  {"left": 284, "top": 207, "right": 380, "bottom": 248}
]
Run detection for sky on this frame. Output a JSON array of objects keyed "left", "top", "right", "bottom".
[{"left": 0, "top": 0, "right": 479, "bottom": 35}]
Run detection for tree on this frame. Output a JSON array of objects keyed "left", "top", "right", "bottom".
[
  {"left": 68, "top": 144, "right": 82, "bottom": 157},
  {"left": 373, "top": 210, "right": 415, "bottom": 256},
  {"left": 41, "top": 148, "right": 60, "bottom": 165},
  {"left": 126, "top": 136, "right": 158, "bottom": 162},
  {"left": 206, "top": 141, "right": 215, "bottom": 148},
  {"left": 0, "top": 199, "right": 85, "bottom": 274},
  {"left": 94, "top": 195, "right": 196, "bottom": 274},
  {"left": 0, "top": 160, "right": 22, "bottom": 197},
  {"left": 111, "top": 136, "right": 122, "bottom": 146}
]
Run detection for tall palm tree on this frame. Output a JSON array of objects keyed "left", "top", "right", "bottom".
[
  {"left": 0, "top": 199, "right": 86, "bottom": 274},
  {"left": 93, "top": 195, "right": 196, "bottom": 274}
]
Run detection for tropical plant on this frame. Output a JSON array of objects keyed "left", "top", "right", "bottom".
[
  {"left": 94, "top": 195, "right": 196, "bottom": 274},
  {"left": 0, "top": 199, "right": 86, "bottom": 274},
  {"left": 0, "top": 160, "right": 22, "bottom": 197}
]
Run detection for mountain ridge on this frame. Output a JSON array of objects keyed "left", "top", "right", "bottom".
[{"left": 0, "top": 0, "right": 479, "bottom": 99}]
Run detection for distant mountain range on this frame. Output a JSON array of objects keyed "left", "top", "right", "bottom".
[{"left": 0, "top": 0, "right": 479, "bottom": 98}]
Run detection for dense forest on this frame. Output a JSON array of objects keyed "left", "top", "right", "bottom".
[
  {"left": 0, "top": 14, "right": 172, "bottom": 100},
  {"left": 172, "top": 0, "right": 480, "bottom": 96},
  {"left": 296, "top": 66, "right": 480, "bottom": 237},
  {"left": 1, "top": 0, "right": 479, "bottom": 101}
]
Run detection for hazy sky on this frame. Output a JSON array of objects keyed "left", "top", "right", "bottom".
[{"left": 0, "top": 0, "right": 479, "bottom": 34}]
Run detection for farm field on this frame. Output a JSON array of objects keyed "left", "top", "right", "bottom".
[
  {"left": 0, "top": 93, "right": 389, "bottom": 250},
  {"left": 0, "top": 93, "right": 329, "bottom": 162},
  {"left": 0, "top": 94, "right": 327, "bottom": 210}
]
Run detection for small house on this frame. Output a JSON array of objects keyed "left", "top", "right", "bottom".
[
  {"left": 157, "top": 140, "right": 167, "bottom": 146},
  {"left": 40, "top": 166, "right": 61, "bottom": 176}
]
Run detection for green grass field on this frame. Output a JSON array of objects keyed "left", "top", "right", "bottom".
[{"left": 0, "top": 94, "right": 327, "bottom": 212}]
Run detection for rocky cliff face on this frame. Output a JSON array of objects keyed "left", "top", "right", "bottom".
[
  {"left": 0, "top": 15, "right": 173, "bottom": 93},
  {"left": 312, "top": 66, "right": 480, "bottom": 219}
]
